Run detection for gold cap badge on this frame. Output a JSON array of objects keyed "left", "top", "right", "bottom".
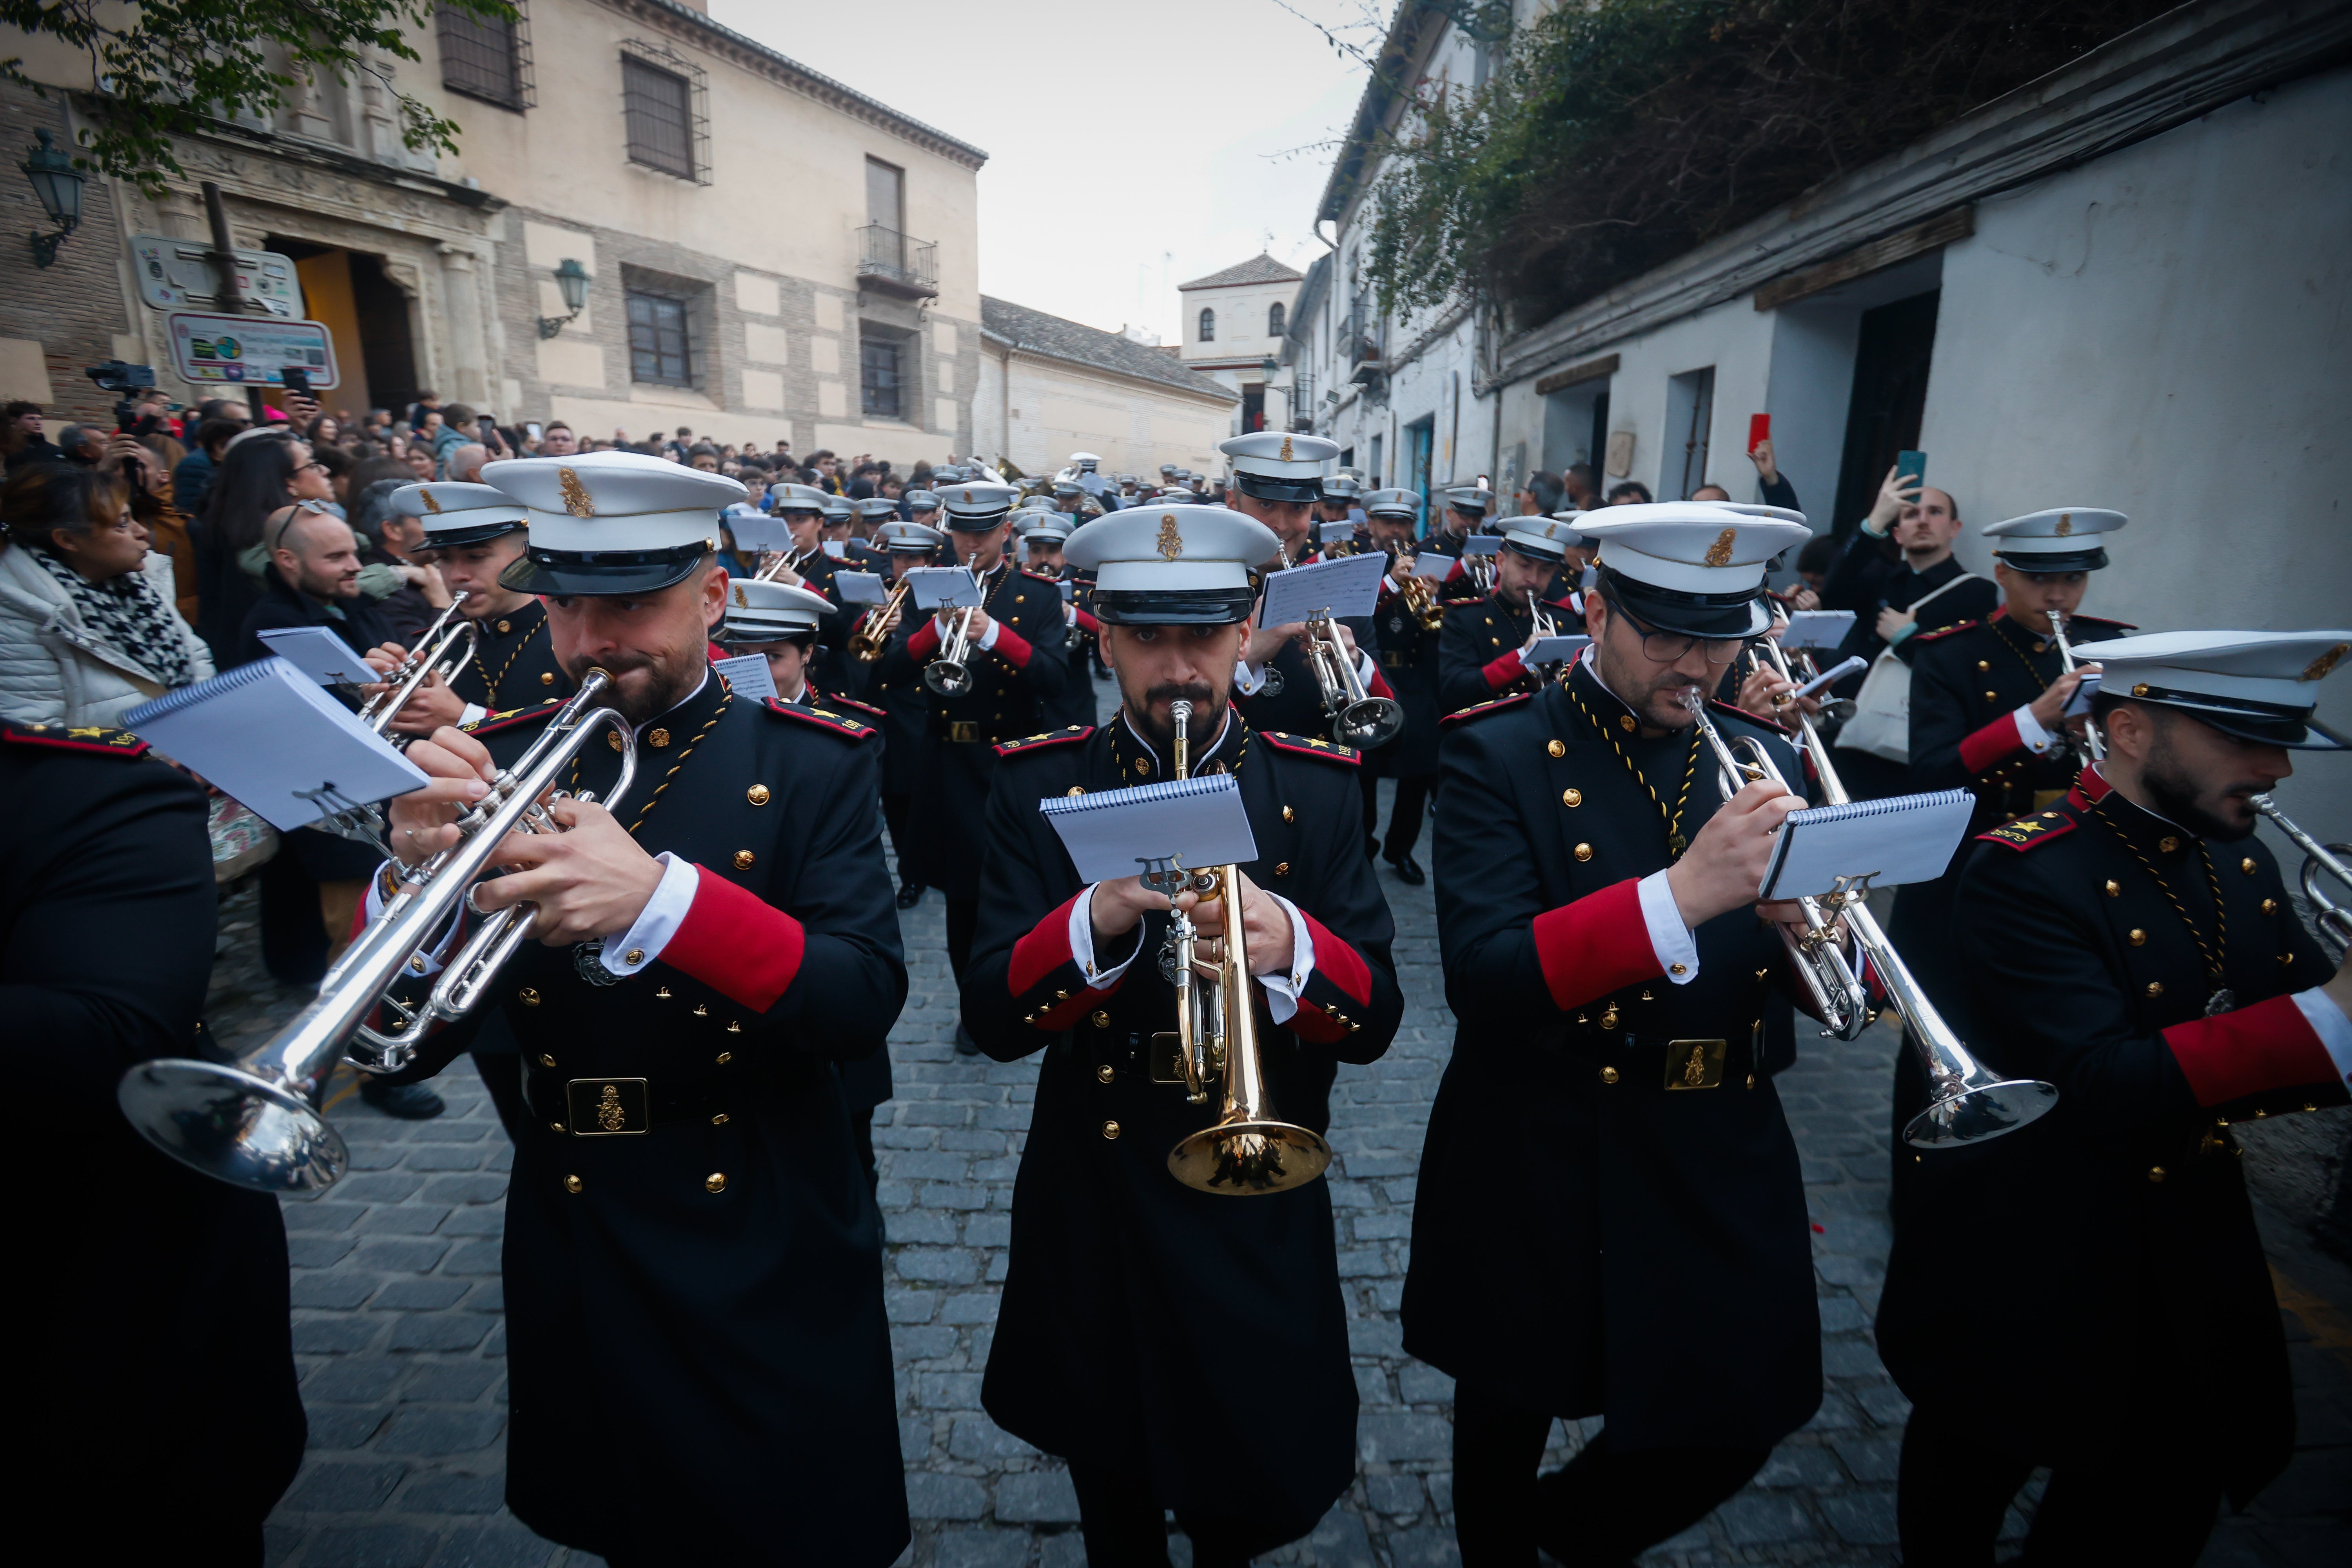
[
  {"left": 419, "top": 489, "right": 442, "bottom": 514},
  {"left": 1278, "top": 436, "right": 1294, "bottom": 462},
  {"left": 1156, "top": 514, "right": 1183, "bottom": 560},
  {"left": 1704, "top": 527, "right": 1737, "bottom": 568},
  {"left": 732, "top": 584, "right": 748, "bottom": 608},
  {"left": 2054, "top": 513, "right": 2074, "bottom": 536},
  {"left": 558, "top": 467, "right": 593, "bottom": 519},
  {"left": 2301, "top": 642, "right": 2348, "bottom": 681}
]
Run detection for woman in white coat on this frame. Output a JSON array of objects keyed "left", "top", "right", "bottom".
[{"left": 0, "top": 462, "right": 212, "bottom": 727}]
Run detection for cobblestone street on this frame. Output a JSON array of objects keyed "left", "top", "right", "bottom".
[{"left": 206, "top": 764, "right": 2352, "bottom": 1568}]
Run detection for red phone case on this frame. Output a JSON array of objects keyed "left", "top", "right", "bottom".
[{"left": 1748, "top": 413, "right": 1771, "bottom": 452}]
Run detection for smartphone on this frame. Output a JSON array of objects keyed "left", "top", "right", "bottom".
[
  {"left": 280, "top": 367, "right": 311, "bottom": 397},
  {"left": 1895, "top": 448, "right": 1927, "bottom": 487},
  {"left": 1748, "top": 413, "right": 1771, "bottom": 452},
  {"left": 526, "top": 422, "right": 544, "bottom": 443}
]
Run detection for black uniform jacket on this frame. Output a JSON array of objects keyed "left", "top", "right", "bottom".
[
  {"left": 1436, "top": 580, "right": 1579, "bottom": 715},
  {"left": 961, "top": 714, "right": 1403, "bottom": 1536},
  {"left": 1877, "top": 769, "right": 2345, "bottom": 1504},
  {"left": 853, "top": 599, "right": 931, "bottom": 801},
  {"left": 7, "top": 721, "right": 305, "bottom": 1539},
  {"left": 448, "top": 598, "right": 572, "bottom": 713},
  {"left": 1370, "top": 562, "right": 1442, "bottom": 778},
  {"left": 895, "top": 560, "right": 1069, "bottom": 899},
  {"left": 1821, "top": 548, "right": 1998, "bottom": 690},
  {"left": 1404, "top": 663, "right": 1826, "bottom": 1449},
  {"left": 384, "top": 679, "right": 911, "bottom": 1564}
]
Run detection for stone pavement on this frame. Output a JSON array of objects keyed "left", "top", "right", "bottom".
[{"left": 204, "top": 765, "right": 2350, "bottom": 1565}]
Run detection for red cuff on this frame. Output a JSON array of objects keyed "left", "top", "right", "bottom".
[
  {"left": 1482, "top": 651, "right": 1526, "bottom": 691},
  {"left": 1009, "top": 889, "right": 1121, "bottom": 1029},
  {"left": 992, "top": 624, "right": 1034, "bottom": 670},
  {"left": 1367, "top": 665, "right": 1396, "bottom": 700},
  {"left": 907, "top": 619, "right": 942, "bottom": 661},
  {"left": 1531, "top": 879, "right": 1662, "bottom": 1012},
  {"left": 661, "top": 866, "right": 807, "bottom": 1013},
  {"left": 1958, "top": 711, "right": 2026, "bottom": 775},
  {"left": 2164, "top": 993, "right": 2340, "bottom": 1106},
  {"left": 1074, "top": 608, "right": 1101, "bottom": 635},
  {"left": 1287, "top": 913, "right": 1374, "bottom": 1044}
]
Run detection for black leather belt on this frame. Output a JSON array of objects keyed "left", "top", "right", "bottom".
[{"left": 524, "top": 1057, "right": 821, "bottom": 1136}]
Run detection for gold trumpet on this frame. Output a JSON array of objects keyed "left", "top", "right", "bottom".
[
  {"left": 2250, "top": 794, "right": 2351, "bottom": 963},
  {"left": 1397, "top": 559, "right": 1445, "bottom": 630},
  {"left": 852, "top": 577, "right": 912, "bottom": 662},
  {"left": 1146, "top": 700, "right": 1334, "bottom": 1194}
]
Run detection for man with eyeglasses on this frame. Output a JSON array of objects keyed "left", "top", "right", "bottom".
[{"left": 1405, "top": 503, "right": 1840, "bottom": 1564}]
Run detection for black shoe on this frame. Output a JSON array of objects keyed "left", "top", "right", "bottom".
[
  {"left": 896, "top": 880, "right": 924, "bottom": 910},
  {"left": 360, "top": 1078, "right": 446, "bottom": 1120},
  {"left": 954, "top": 1024, "right": 984, "bottom": 1057},
  {"left": 1384, "top": 853, "right": 1426, "bottom": 886}
]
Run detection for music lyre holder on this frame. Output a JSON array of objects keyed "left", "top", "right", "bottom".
[{"left": 294, "top": 782, "right": 391, "bottom": 858}]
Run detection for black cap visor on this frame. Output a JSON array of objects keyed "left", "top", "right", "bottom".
[
  {"left": 422, "top": 519, "right": 526, "bottom": 549},
  {"left": 1994, "top": 546, "right": 2109, "bottom": 574},
  {"left": 1501, "top": 537, "right": 1567, "bottom": 565},
  {"left": 1091, "top": 586, "right": 1258, "bottom": 627},
  {"left": 2123, "top": 687, "right": 2348, "bottom": 752},
  {"left": 1235, "top": 470, "right": 1322, "bottom": 505},
  {"left": 942, "top": 508, "right": 1013, "bottom": 533},
  {"left": 501, "top": 541, "right": 711, "bottom": 597},
  {"left": 1597, "top": 565, "right": 1769, "bottom": 639}
]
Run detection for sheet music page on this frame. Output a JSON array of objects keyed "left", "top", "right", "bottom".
[
  {"left": 713, "top": 653, "right": 778, "bottom": 700},
  {"left": 1258, "top": 552, "right": 1388, "bottom": 627},
  {"left": 1037, "top": 774, "right": 1260, "bottom": 884},
  {"left": 1760, "top": 789, "right": 1975, "bottom": 899},
  {"left": 907, "top": 567, "right": 985, "bottom": 610},
  {"left": 256, "top": 625, "right": 377, "bottom": 687}
]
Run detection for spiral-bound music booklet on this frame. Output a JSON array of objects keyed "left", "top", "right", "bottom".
[
  {"left": 833, "top": 570, "right": 888, "bottom": 605},
  {"left": 1781, "top": 610, "right": 1857, "bottom": 649},
  {"left": 1258, "top": 551, "right": 1388, "bottom": 626},
  {"left": 1411, "top": 553, "right": 1454, "bottom": 583},
  {"left": 907, "top": 567, "right": 985, "bottom": 610},
  {"left": 124, "top": 657, "right": 427, "bottom": 832},
  {"left": 713, "top": 653, "right": 777, "bottom": 701},
  {"left": 1037, "top": 773, "right": 1259, "bottom": 884},
  {"left": 1759, "top": 788, "right": 1975, "bottom": 900},
  {"left": 255, "top": 624, "right": 376, "bottom": 687},
  {"left": 725, "top": 514, "right": 794, "bottom": 553}
]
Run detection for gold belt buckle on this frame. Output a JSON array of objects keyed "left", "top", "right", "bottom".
[
  {"left": 948, "top": 720, "right": 980, "bottom": 744},
  {"left": 566, "top": 1077, "right": 650, "bottom": 1135},
  {"left": 1664, "top": 1040, "right": 1727, "bottom": 1091}
]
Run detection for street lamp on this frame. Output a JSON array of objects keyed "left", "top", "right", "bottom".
[
  {"left": 21, "top": 129, "right": 84, "bottom": 269},
  {"left": 537, "top": 257, "right": 591, "bottom": 338}
]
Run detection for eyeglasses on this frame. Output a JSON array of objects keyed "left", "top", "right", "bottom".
[
  {"left": 298, "top": 461, "right": 329, "bottom": 475},
  {"left": 1607, "top": 599, "right": 1748, "bottom": 665}
]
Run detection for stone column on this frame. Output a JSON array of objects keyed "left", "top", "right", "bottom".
[{"left": 438, "top": 245, "right": 492, "bottom": 408}]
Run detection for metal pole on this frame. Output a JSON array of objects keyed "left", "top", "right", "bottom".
[{"left": 201, "top": 181, "right": 269, "bottom": 426}]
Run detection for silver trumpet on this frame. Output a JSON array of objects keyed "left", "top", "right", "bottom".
[
  {"left": 1681, "top": 690, "right": 2057, "bottom": 1146},
  {"left": 756, "top": 544, "right": 820, "bottom": 583},
  {"left": 924, "top": 561, "right": 988, "bottom": 698},
  {"left": 358, "top": 590, "right": 477, "bottom": 736},
  {"left": 2049, "top": 610, "right": 2105, "bottom": 762},
  {"left": 118, "top": 671, "right": 641, "bottom": 1193},
  {"left": 2250, "top": 794, "right": 2352, "bottom": 964},
  {"left": 1302, "top": 609, "right": 1403, "bottom": 748}
]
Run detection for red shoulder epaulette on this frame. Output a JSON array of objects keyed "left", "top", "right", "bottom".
[
  {"left": 1258, "top": 730, "right": 1361, "bottom": 765},
  {"left": 1976, "top": 809, "right": 2076, "bottom": 851},
  {"left": 462, "top": 698, "right": 563, "bottom": 737},
  {"left": 1442, "top": 690, "right": 1536, "bottom": 726},
  {"left": 1910, "top": 620, "right": 1979, "bottom": 645},
  {"left": 994, "top": 725, "right": 1094, "bottom": 758},
  {"left": 1, "top": 719, "right": 151, "bottom": 757},
  {"left": 768, "top": 698, "right": 877, "bottom": 740},
  {"left": 819, "top": 693, "right": 886, "bottom": 719},
  {"left": 1708, "top": 698, "right": 1793, "bottom": 737}
]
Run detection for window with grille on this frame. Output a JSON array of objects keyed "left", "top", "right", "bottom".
[
  {"left": 1267, "top": 302, "right": 1285, "bottom": 337},
  {"left": 861, "top": 331, "right": 904, "bottom": 420},
  {"left": 621, "top": 45, "right": 707, "bottom": 182},
  {"left": 438, "top": 2, "right": 532, "bottom": 110},
  {"left": 627, "top": 288, "right": 694, "bottom": 386},
  {"left": 1198, "top": 308, "right": 1215, "bottom": 343}
]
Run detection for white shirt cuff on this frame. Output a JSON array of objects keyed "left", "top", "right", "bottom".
[
  {"left": 976, "top": 617, "right": 1002, "bottom": 652},
  {"left": 598, "top": 852, "right": 699, "bottom": 977},
  {"left": 1638, "top": 870, "right": 1701, "bottom": 984},
  {"left": 457, "top": 702, "right": 486, "bottom": 728},
  {"left": 2294, "top": 989, "right": 2352, "bottom": 1089},
  {"left": 1354, "top": 648, "right": 1377, "bottom": 688},
  {"left": 2012, "top": 704, "right": 2056, "bottom": 755},
  {"left": 1234, "top": 659, "right": 1268, "bottom": 696},
  {"left": 1068, "top": 884, "right": 1148, "bottom": 988},
  {"left": 364, "top": 859, "right": 465, "bottom": 976},
  {"left": 1253, "top": 892, "right": 1317, "bottom": 1024}
]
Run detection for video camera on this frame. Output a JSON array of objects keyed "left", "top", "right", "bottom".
[{"left": 85, "top": 360, "right": 157, "bottom": 433}]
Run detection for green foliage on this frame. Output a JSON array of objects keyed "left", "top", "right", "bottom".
[
  {"left": 1360, "top": 0, "right": 2180, "bottom": 325},
  {"left": 0, "top": 0, "right": 518, "bottom": 192}
]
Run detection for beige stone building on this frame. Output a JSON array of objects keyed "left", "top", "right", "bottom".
[
  {"left": 0, "top": 0, "right": 983, "bottom": 462},
  {"left": 1176, "top": 253, "right": 1304, "bottom": 438},
  {"left": 973, "top": 296, "right": 1236, "bottom": 480}
]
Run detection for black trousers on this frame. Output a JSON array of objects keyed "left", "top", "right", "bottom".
[
  {"left": 1066, "top": 1459, "right": 1306, "bottom": 1568},
  {"left": 945, "top": 895, "right": 979, "bottom": 986},
  {"left": 1897, "top": 1403, "right": 2222, "bottom": 1567},
  {"left": 1452, "top": 1382, "right": 1769, "bottom": 1566},
  {"left": 1384, "top": 773, "right": 1434, "bottom": 859}
]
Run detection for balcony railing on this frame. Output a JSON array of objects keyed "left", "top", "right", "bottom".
[
  {"left": 857, "top": 224, "right": 939, "bottom": 299},
  {"left": 1342, "top": 296, "right": 1384, "bottom": 368}
]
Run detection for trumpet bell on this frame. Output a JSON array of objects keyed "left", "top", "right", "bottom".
[
  {"left": 1334, "top": 695, "right": 1404, "bottom": 750},
  {"left": 117, "top": 1058, "right": 349, "bottom": 1194},
  {"left": 1169, "top": 1118, "right": 1332, "bottom": 1195},
  {"left": 924, "top": 661, "right": 973, "bottom": 698},
  {"left": 1902, "top": 1076, "right": 2058, "bottom": 1149}
]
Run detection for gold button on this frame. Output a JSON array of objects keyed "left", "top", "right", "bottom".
[
  {"left": 1491, "top": 637, "right": 1501, "bottom": 646},
  {"left": 711, "top": 1112, "right": 729, "bottom": 1126},
  {"left": 563, "top": 1175, "right": 583, "bottom": 1194},
  {"left": 550, "top": 1122, "right": 565, "bottom": 1134},
  {"left": 1746, "top": 1073, "right": 1757, "bottom": 1089},
  {"left": 2241, "top": 857, "right": 2257, "bottom": 874},
  {"left": 607, "top": 731, "right": 622, "bottom": 751},
  {"left": 1563, "top": 788, "right": 1582, "bottom": 807},
  {"left": 693, "top": 1003, "right": 709, "bottom": 1017},
  {"left": 520, "top": 988, "right": 541, "bottom": 1006},
  {"left": 2261, "top": 898, "right": 2279, "bottom": 915},
  {"left": 1282, "top": 805, "right": 1295, "bottom": 823},
  {"left": 649, "top": 728, "right": 671, "bottom": 748},
  {"left": 624, "top": 948, "right": 646, "bottom": 964},
  {"left": 747, "top": 785, "right": 771, "bottom": 805},
  {"left": 705, "top": 1172, "right": 728, "bottom": 1194},
  {"left": 2158, "top": 836, "right": 2180, "bottom": 854},
  {"left": 2146, "top": 982, "right": 2164, "bottom": 998},
  {"left": 496, "top": 619, "right": 512, "bottom": 633},
  {"left": 1274, "top": 862, "right": 1291, "bottom": 877},
  {"left": 1101, "top": 1119, "right": 1121, "bottom": 1140},
  {"left": 1670, "top": 963, "right": 1687, "bottom": 975},
  {"left": 2132, "top": 682, "right": 2151, "bottom": 696},
  {"left": 1600, "top": 1066, "right": 1619, "bottom": 1084},
  {"left": 538, "top": 1053, "right": 557, "bottom": 1068},
  {"left": 1054, "top": 989, "right": 1069, "bottom": 1001},
  {"left": 1096, "top": 1064, "right": 1114, "bottom": 1083},
  {"left": 2281, "top": 952, "right": 2294, "bottom": 966},
  {"left": 2103, "top": 880, "right": 2120, "bottom": 898},
  {"left": 1090, "top": 1010, "right": 1111, "bottom": 1029},
  {"left": 1066, "top": 786, "right": 1085, "bottom": 797},
  {"left": 2147, "top": 1167, "right": 2165, "bottom": 1183},
  {"left": 733, "top": 850, "right": 755, "bottom": 870},
  {"left": 1133, "top": 757, "right": 1151, "bottom": 777},
  {"left": 726, "top": 1019, "right": 742, "bottom": 1033},
  {"left": 1976, "top": 660, "right": 1990, "bottom": 672},
  {"left": 541, "top": 671, "right": 555, "bottom": 685},
  {"left": 716, "top": 1050, "right": 733, "bottom": 1064},
  {"left": 1573, "top": 843, "right": 1593, "bottom": 862},
  {"left": 1547, "top": 739, "right": 1565, "bottom": 758},
  {"left": 1619, "top": 716, "right": 1635, "bottom": 732},
  {"left": 1984, "top": 690, "right": 1997, "bottom": 702},
  {"left": 2128, "top": 929, "right": 2146, "bottom": 946},
  {"left": 655, "top": 985, "right": 672, "bottom": 999}
]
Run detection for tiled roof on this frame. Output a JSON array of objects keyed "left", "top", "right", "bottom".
[
  {"left": 1176, "top": 253, "right": 1306, "bottom": 291},
  {"left": 981, "top": 297, "right": 1238, "bottom": 401}
]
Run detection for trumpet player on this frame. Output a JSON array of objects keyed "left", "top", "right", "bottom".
[
  {"left": 1877, "top": 630, "right": 2352, "bottom": 1568},
  {"left": 359, "top": 452, "right": 909, "bottom": 1565},
  {"left": 857, "top": 519, "right": 947, "bottom": 909},
  {"left": 1408, "top": 506, "right": 1844, "bottom": 1566},
  {"left": 1365, "top": 486, "right": 1444, "bottom": 882},
  {"left": 1015, "top": 511, "right": 1103, "bottom": 730},
  {"left": 962, "top": 504, "right": 1402, "bottom": 1568},
  {"left": 1436, "top": 512, "right": 1582, "bottom": 714},
  {"left": 1431, "top": 480, "right": 1499, "bottom": 606}
]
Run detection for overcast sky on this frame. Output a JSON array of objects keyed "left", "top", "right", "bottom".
[{"left": 708, "top": 0, "right": 1381, "bottom": 341}]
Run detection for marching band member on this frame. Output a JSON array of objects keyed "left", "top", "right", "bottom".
[
  {"left": 856, "top": 519, "right": 947, "bottom": 909},
  {"left": 1878, "top": 630, "right": 2352, "bottom": 1567},
  {"left": 366, "top": 451, "right": 909, "bottom": 1564},
  {"left": 1431, "top": 481, "right": 1498, "bottom": 606},
  {"left": 1365, "top": 486, "right": 1443, "bottom": 882},
  {"left": 962, "top": 504, "right": 1402, "bottom": 1568},
  {"left": 1407, "top": 505, "right": 1833, "bottom": 1565},
  {"left": 1016, "top": 510, "right": 1102, "bottom": 730},
  {"left": 1436, "top": 512, "right": 1581, "bottom": 714}
]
